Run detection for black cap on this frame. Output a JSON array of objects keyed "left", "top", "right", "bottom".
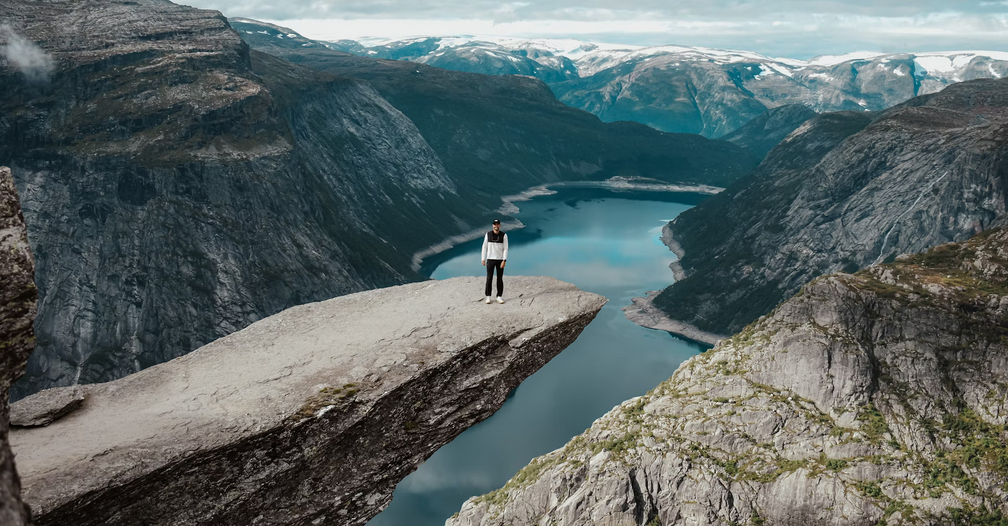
[{"left": 492, "top": 219, "right": 501, "bottom": 224}]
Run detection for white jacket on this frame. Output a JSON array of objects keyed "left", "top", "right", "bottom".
[{"left": 481, "top": 231, "right": 508, "bottom": 261}]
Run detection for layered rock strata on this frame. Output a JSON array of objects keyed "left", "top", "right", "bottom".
[
  {"left": 10, "top": 276, "right": 605, "bottom": 526},
  {"left": 452, "top": 229, "right": 1008, "bottom": 525},
  {"left": 0, "top": 0, "right": 477, "bottom": 397},
  {"left": 0, "top": 166, "right": 35, "bottom": 525},
  {"left": 654, "top": 77, "right": 1008, "bottom": 337}
]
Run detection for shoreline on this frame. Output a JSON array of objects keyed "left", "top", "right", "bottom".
[
  {"left": 411, "top": 178, "right": 724, "bottom": 273},
  {"left": 409, "top": 219, "right": 525, "bottom": 273},
  {"left": 622, "top": 291, "right": 725, "bottom": 346}
]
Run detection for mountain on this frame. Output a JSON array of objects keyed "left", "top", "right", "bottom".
[
  {"left": 0, "top": 0, "right": 477, "bottom": 399},
  {"left": 2, "top": 1, "right": 754, "bottom": 399},
  {"left": 300, "top": 30, "right": 1008, "bottom": 138},
  {"left": 652, "top": 77, "right": 1008, "bottom": 338},
  {"left": 237, "top": 33, "right": 758, "bottom": 202},
  {"left": 721, "top": 103, "right": 818, "bottom": 160},
  {"left": 450, "top": 227, "right": 1008, "bottom": 525}
]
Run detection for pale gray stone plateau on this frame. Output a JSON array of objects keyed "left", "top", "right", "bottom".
[{"left": 11, "top": 276, "right": 605, "bottom": 526}]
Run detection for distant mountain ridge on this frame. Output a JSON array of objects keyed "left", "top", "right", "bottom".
[{"left": 236, "top": 20, "right": 1008, "bottom": 138}]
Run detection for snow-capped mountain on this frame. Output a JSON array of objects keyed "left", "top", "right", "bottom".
[{"left": 231, "top": 19, "right": 1008, "bottom": 138}]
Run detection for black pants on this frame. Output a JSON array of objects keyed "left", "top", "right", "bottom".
[{"left": 485, "top": 259, "right": 504, "bottom": 297}]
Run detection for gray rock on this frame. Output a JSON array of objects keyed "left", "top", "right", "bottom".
[
  {"left": 451, "top": 230, "right": 1008, "bottom": 525},
  {"left": 0, "top": 166, "right": 35, "bottom": 525},
  {"left": 9, "top": 386, "right": 85, "bottom": 427},
  {"left": 11, "top": 276, "right": 605, "bottom": 526}
]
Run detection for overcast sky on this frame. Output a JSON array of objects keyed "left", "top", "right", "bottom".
[{"left": 190, "top": 0, "right": 1008, "bottom": 59}]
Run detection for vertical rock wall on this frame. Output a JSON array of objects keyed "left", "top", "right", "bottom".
[{"left": 0, "top": 166, "right": 35, "bottom": 525}]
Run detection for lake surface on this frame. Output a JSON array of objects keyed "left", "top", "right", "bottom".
[{"left": 368, "top": 188, "right": 709, "bottom": 526}]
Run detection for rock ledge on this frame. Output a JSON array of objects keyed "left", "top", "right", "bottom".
[{"left": 11, "top": 276, "right": 605, "bottom": 526}]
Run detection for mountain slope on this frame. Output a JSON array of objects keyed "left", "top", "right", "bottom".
[
  {"left": 451, "top": 227, "right": 1008, "bottom": 525},
  {"left": 721, "top": 103, "right": 818, "bottom": 160},
  {"left": 652, "top": 77, "right": 1008, "bottom": 338},
  {"left": 239, "top": 43, "right": 758, "bottom": 202},
  {"left": 0, "top": 0, "right": 480, "bottom": 398}
]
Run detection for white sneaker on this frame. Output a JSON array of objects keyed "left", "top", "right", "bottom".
[
  {"left": 485, "top": 296, "right": 492, "bottom": 304},
  {"left": 496, "top": 297, "right": 505, "bottom": 304}
]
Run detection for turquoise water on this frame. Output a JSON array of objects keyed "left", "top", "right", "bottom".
[{"left": 368, "top": 189, "right": 709, "bottom": 526}]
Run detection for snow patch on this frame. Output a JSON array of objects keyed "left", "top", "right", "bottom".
[
  {"left": 808, "top": 51, "right": 886, "bottom": 67},
  {"left": 893, "top": 66, "right": 906, "bottom": 76},
  {"left": 766, "top": 62, "right": 793, "bottom": 78}
]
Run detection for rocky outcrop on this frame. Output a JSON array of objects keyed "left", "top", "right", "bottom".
[
  {"left": 10, "top": 276, "right": 605, "bottom": 526},
  {"left": 721, "top": 104, "right": 818, "bottom": 161},
  {"left": 0, "top": 166, "right": 35, "bottom": 526},
  {"left": 451, "top": 229, "right": 1008, "bottom": 526},
  {"left": 653, "top": 77, "right": 1008, "bottom": 337}
]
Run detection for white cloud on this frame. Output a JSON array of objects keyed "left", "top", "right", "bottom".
[{"left": 0, "top": 24, "right": 54, "bottom": 83}]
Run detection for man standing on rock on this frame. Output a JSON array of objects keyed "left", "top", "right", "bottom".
[{"left": 481, "top": 219, "right": 508, "bottom": 304}]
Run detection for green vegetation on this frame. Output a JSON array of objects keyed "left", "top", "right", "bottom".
[{"left": 857, "top": 404, "right": 892, "bottom": 443}]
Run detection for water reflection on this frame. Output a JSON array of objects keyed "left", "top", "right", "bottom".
[{"left": 369, "top": 189, "right": 709, "bottom": 526}]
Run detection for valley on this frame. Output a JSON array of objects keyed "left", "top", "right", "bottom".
[{"left": 1, "top": 2, "right": 1007, "bottom": 525}]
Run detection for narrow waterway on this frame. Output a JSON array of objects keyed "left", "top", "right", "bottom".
[{"left": 368, "top": 188, "right": 710, "bottom": 526}]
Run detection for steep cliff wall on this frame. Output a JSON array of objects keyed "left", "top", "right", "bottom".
[
  {"left": 11, "top": 276, "right": 604, "bottom": 526},
  {"left": 654, "top": 77, "right": 1008, "bottom": 338},
  {"left": 0, "top": 0, "right": 478, "bottom": 398},
  {"left": 452, "top": 229, "right": 1008, "bottom": 526},
  {"left": 0, "top": 167, "right": 35, "bottom": 525}
]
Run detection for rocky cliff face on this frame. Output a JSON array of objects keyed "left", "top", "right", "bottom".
[
  {"left": 0, "top": 167, "right": 35, "bottom": 526},
  {"left": 10, "top": 276, "right": 604, "bottom": 526},
  {"left": 653, "top": 77, "right": 1008, "bottom": 338},
  {"left": 721, "top": 104, "right": 818, "bottom": 161},
  {"left": 0, "top": 0, "right": 486, "bottom": 398},
  {"left": 451, "top": 229, "right": 1008, "bottom": 526}
]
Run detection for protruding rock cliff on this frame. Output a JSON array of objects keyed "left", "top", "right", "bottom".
[
  {"left": 0, "top": 166, "right": 35, "bottom": 526},
  {"left": 653, "top": 77, "right": 1008, "bottom": 339},
  {"left": 451, "top": 229, "right": 1008, "bottom": 526},
  {"left": 10, "top": 276, "right": 605, "bottom": 526}
]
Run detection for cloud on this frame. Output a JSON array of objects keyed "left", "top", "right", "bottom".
[
  {"left": 1, "top": 25, "right": 54, "bottom": 83},
  {"left": 195, "top": 0, "right": 1008, "bottom": 58}
]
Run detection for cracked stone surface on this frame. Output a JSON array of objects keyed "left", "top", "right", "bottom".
[
  {"left": 450, "top": 229, "right": 1008, "bottom": 526},
  {"left": 10, "top": 276, "right": 604, "bottom": 526},
  {"left": 0, "top": 166, "right": 35, "bottom": 525}
]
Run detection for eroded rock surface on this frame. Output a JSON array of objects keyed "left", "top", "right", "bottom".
[
  {"left": 9, "top": 386, "right": 85, "bottom": 427},
  {"left": 0, "top": 166, "right": 35, "bottom": 525},
  {"left": 11, "top": 276, "right": 604, "bottom": 526},
  {"left": 452, "top": 230, "right": 1008, "bottom": 526}
]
